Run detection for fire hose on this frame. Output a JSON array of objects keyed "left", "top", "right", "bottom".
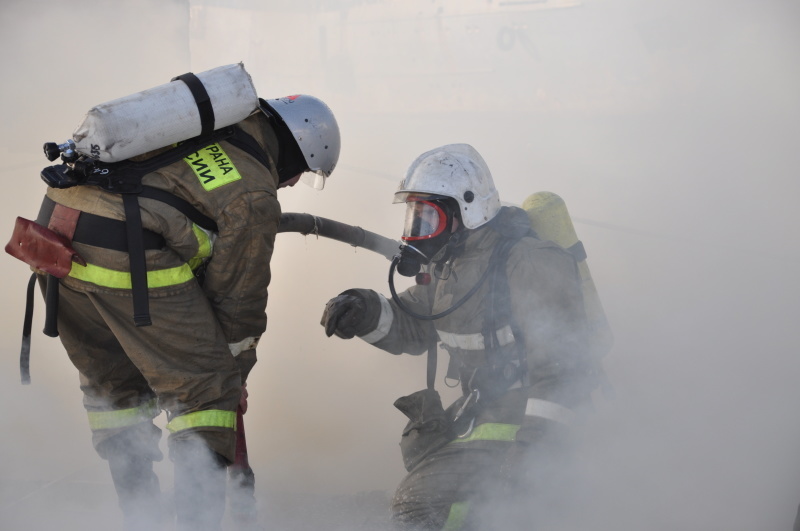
[{"left": 276, "top": 212, "right": 401, "bottom": 260}]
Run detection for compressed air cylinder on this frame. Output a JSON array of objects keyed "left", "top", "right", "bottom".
[
  {"left": 523, "top": 191, "right": 614, "bottom": 356},
  {"left": 71, "top": 63, "right": 259, "bottom": 162}
]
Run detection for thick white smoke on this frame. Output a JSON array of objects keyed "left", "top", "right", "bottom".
[{"left": 1, "top": 0, "right": 799, "bottom": 529}]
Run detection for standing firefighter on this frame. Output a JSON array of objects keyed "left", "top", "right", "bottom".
[
  {"left": 320, "top": 144, "right": 603, "bottom": 530},
  {"left": 7, "top": 67, "right": 340, "bottom": 531}
]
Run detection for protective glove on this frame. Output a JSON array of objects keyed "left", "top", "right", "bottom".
[{"left": 321, "top": 290, "right": 375, "bottom": 339}]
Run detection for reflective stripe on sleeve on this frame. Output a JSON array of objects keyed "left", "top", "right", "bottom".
[
  {"left": 166, "top": 409, "right": 237, "bottom": 433},
  {"left": 188, "top": 223, "right": 215, "bottom": 271},
  {"left": 437, "top": 324, "right": 515, "bottom": 351},
  {"left": 360, "top": 295, "right": 394, "bottom": 344},
  {"left": 86, "top": 398, "right": 160, "bottom": 431},
  {"left": 452, "top": 422, "right": 520, "bottom": 443},
  {"left": 69, "top": 262, "right": 195, "bottom": 289},
  {"left": 229, "top": 336, "right": 260, "bottom": 357},
  {"left": 525, "top": 398, "right": 574, "bottom": 425}
]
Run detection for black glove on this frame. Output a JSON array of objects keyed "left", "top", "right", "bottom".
[{"left": 321, "top": 291, "right": 371, "bottom": 339}]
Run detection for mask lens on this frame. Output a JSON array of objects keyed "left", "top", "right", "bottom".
[{"left": 402, "top": 201, "right": 445, "bottom": 241}]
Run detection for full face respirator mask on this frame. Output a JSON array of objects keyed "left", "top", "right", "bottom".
[
  {"left": 388, "top": 195, "right": 492, "bottom": 321},
  {"left": 395, "top": 197, "right": 458, "bottom": 277}
]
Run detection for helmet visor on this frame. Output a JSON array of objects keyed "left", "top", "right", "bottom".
[
  {"left": 300, "top": 172, "right": 326, "bottom": 190},
  {"left": 401, "top": 200, "right": 447, "bottom": 241}
]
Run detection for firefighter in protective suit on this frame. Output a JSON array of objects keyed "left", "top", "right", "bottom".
[
  {"left": 34, "top": 95, "right": 340, "bottom": 530},
  {"left": 321, "top": 144, "right": 600, "bottom": 530}
]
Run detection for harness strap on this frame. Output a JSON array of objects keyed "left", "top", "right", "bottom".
[
  {"left": 139, "top": 186, "right": 218, "bottom": 232},
  {"left": 226, "top": 126, "right": 272, "bottom": 171},
  {"left": 43, "top": 275, "right": 59, "bottom": 337},
  {"left": 122, "top": 194, "right": 151, "bottom": 327},
  {"left": 20, "top": 272, "right": 36, "bottom": 384},
  {"left": 448, "top": 235, "right": 529, "bottom": 422},
  {"left": 84, "top": 126, "right": 237, "bottom": 195}
]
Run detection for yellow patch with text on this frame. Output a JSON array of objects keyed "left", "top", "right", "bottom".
[{"left": 185, "top": 143, "right": 242, "bottom": 191}]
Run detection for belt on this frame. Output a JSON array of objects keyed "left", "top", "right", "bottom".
[{"left": 38, "top": 196, "right": 165, "bottom": 251}]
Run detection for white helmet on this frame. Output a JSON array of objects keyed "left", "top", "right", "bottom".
[
  {"left": 394, "top": 143, "right": 501, "bottom": 229},
  {"left": 264, "top": 94, "right": 341, "bottom": 188}
]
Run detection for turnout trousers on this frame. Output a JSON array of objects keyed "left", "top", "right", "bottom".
[
  {"left": 49, "top": 274, "right": 243, "bottom": 463},
  {"left": 391, "top": 423, "right": 576, "bottom": 531},
  {"left": 391, "top": 438, "right": 516, "bottom": 531}
]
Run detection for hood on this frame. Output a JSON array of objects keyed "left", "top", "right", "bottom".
[{"left": 489, "top": 206, "right": 533, "bottom": 240}]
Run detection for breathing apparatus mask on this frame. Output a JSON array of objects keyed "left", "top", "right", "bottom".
[
  {"left": 395, "top": 195, "right": 459, "bottom": 278},
  {"left": 388, "top": 195, "right": 493, "bottom": 322}
]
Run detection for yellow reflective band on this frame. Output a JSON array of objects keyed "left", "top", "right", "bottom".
[
  {"left": 442, "top": 501, "right": 469, "bottom": 531},
  {"left": 193, "top": 224, "right": 213, "bottom": 259},
  {"left": 188, "top": 224, "right": 213, "bottom": 271},
  {"left": 69, "top": 262, "right": 194, "bottom": 289},
  {"left": 166, "top": 410, "right": 237, "bottom": 433},
  {"left": 87, "top": 399, "right": 159, "bottom": 431},
  {"left": 185, "top": 143, "right": 242, "bottom": 191},
  {"left": 452, "top": 422, "right": 520, "bottom": 443}
]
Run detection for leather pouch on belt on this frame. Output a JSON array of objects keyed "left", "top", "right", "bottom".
[
  {"left": 394, "top": 388, "right": 455, "bottom": 471},
  {"left": 5, "top": 216, "right": 86, "bottom": 278}
]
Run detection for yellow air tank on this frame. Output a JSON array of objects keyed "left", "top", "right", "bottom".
[{"left": 522, "top": 191, "right": 614, "bottom": 357}]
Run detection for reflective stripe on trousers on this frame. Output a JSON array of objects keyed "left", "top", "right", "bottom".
[
  {"left": 451, "top": 422, "right": 520, "bottom": 444},
  {"left": 443, "top": 501, "right": 469, "bottom": 531},
  {"left": 441, "top": 422, "right": 521, "bottom": 529},
  {"left": 87, "top": 398, "right": 160, "bottom": 431},
  {"left": 166, "top": 409, "right": 237, "bottom": 433}
]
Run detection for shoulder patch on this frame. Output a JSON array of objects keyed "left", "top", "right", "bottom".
[{"left": 184, "top": 143, "right": 242, "bottom": 191}]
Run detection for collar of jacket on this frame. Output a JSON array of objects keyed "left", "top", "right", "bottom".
[
  {"left": 223, "top": 112, "right": 280, "bottom": 191},
  {"left": 455, "top": 206, "right": 533, "bottom": 256}
]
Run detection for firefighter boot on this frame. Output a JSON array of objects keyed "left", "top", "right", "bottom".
[
  {"left": 172, "top": 439, "right": 229, "bottom": 531},
  {"left": 107, "top": 451, "right": 165, "bottom": 530},
  {"left": 229, "top": 465, "right": 262, "bottom": 528},
  {"left": 101, "top": 424, "right": 165, "bottom": 531}
]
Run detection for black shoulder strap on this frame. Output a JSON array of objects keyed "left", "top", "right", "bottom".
[
  {"left": 226, "top": 126, "right": 272, "bottom": 171},
  {"left": 86, "top": 126, "right": 238, "bottom": 192},
  {"left": 123, "top": 194, "right": 152, "bottom": 327},
  {"left": 20, "top": 272, "right": 36, "bottom": 384},
  {"left": 424, "top": 235, "right": 523, "bottom": 393},
  {"left": 483, "top": 235, "right": 529, "bottom": 386},
  {"left": 86, "top": 125, "right": 270, "bottom": 195},
  {"left": 138, "top": 186, "right": 218, "bottom": 232}
]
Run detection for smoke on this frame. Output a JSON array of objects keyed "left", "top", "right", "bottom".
[{"left": 2, "top": 0, "right": 800, "bottom": 529}]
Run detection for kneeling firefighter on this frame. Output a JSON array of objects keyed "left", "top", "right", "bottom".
[
  {"left": 6, "top": 65, "right": 340, "bottom": 531},
  {"left": 320, "top": 144, "right": 603, "bottom": 530}
]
